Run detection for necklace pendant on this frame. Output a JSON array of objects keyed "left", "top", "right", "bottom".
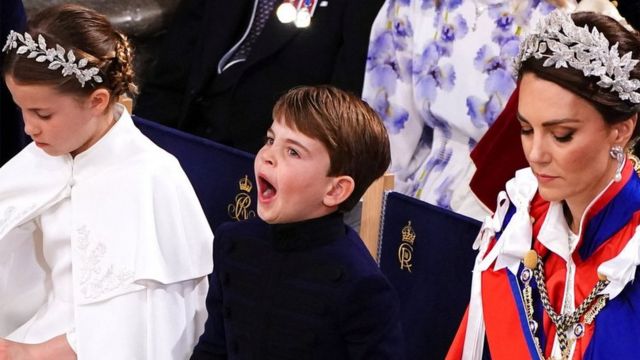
[{"left": 521, "top": 267, "right": 533, "bottom": 283}]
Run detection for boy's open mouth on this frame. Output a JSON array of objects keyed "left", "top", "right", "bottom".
[{"left": 258, "top": 176, "right": 277, "bottom": 200}]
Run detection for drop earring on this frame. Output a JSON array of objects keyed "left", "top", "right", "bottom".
[{"left": 609, "top": 145, "right": 625, "bottom": 182}]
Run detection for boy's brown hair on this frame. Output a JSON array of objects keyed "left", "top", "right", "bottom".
[{"left": 273, "top": 85, "right": 391, "bottom": 212}]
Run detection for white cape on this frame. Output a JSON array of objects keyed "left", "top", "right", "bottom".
[{"left": 0, "top": 107, "right": 213, "bottom": 359}]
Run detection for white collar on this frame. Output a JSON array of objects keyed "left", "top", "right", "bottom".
[
  {"left": 485, "top": 166, "right": 640, "bottom": 299},
  {"left": 537, "top": 202, "right": 573, "bottom": 262},
  {"left": 71, "top": 104, "right": 132, "bottom": 182}
]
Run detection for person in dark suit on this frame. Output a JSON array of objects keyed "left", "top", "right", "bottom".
[
  {"left": 190, "top": 86, "right": 404, "bottom": 359},
  {"left": 618, "top": 0, "right": 640, "bottom": 31},
  {"left": 0, "top": 0, "right": 27, "bottom": 166},
  {"left": 135, "top": 0, "right": 384, "bottom": 154}
]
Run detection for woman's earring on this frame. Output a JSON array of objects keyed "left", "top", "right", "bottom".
[{"left": 610, "top": 145, "right": 625, "bottom": 182}]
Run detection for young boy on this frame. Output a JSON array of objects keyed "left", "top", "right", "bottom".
[{"left": 191, "top": 85, "right": 404, "bottom": 359}]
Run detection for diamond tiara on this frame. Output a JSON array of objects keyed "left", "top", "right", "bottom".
[
  {"left": 2, "top": 30, "right": 103, "bottom": 87},
  {"left": 516, "top": 10, "right": 640, "bottom": 104}
]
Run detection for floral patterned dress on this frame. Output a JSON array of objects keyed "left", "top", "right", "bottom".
[{"left": 363, "top": 0, "right": 561, "bottom": 219}]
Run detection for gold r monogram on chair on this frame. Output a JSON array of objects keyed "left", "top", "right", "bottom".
[
  {"left": 398, "top": 220, "right": 416, "bottom": 272},
  {"left": 228, "top": 175, "right": 256, "bottom": 221}
]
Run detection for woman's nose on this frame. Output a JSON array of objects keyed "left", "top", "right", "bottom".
[{"left": 526, "top": 135, "right": 549, "bottom": 164}]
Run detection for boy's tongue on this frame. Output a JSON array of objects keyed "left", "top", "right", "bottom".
[{"left": 261, "top": 178, "right": 276, "bottom": 199}]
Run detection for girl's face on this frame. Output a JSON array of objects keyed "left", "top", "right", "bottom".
[
  {"left": 6, "top": 75, "right": 109, "bottom": 157},
  {"left": 517, "top": 73, "right": 628, "bottom": 211}
]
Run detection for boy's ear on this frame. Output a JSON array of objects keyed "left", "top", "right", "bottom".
[
  {"left": 87, "top": 88, "right": 111, "bottom": 114},
  {"left": 323, "top": 175, "right": 355, "bottom": 208}
]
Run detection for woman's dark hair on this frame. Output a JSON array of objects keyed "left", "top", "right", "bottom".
[
  {"left": 2, "top": 3, "right": 137, "bottom": 102},
  {"left": 518, "top": 11, "right": 640, "bottom": 153}
]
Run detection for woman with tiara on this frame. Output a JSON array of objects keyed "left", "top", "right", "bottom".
[{"left": 448, "top": 8, "right": 640, "bottom": 360}]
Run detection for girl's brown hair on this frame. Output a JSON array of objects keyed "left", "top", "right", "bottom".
[{"left": 3, "top": 4, "right": 137, "bottom": 102}]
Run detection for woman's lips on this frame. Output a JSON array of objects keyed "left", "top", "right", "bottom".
[{"left": 535, "top": 172, "right": 559, "bottom": 184}]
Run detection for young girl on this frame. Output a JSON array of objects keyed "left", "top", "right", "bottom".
[{"left": 0, "top": 4, "right": 212, "bottom": 359}]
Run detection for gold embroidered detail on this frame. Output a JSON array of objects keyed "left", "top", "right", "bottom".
[
  {"left": 628, "top": 152, "right": 640, "bottom": 176},
  {"left": 584, "top": 295, "right": 608, "bottom": 325},
  {"left": 238, "top": 174, "right": 253, "bottom": 193},
  {"left": 398, "top": 221, "right": 415, "bottom": 272},
  {"left": 228, "top": 175, "right": 256, "bottom": 221},
  {"left": 523, "top": 282, "right": 534, "bottom": 317}
]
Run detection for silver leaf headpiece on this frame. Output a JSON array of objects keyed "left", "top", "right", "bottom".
[
  {"left": 2, "top": 30, "right": 103, "bottom": 88},
  {"left": 515, "top": 10, "right": 640, "bottom": 104}
]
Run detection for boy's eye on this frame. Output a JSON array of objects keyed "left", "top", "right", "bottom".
[
  {"left": 264, "top": 136, "right": 274, "bottom": 145},
  {"left": 287, "top": 148, "right": 300, "bottom": 157}
]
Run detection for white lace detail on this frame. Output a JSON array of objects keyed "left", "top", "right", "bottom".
[
  {"left": 75, "top": 225, "right": 134, "bottom": 300},
  {"left": 0, "top": 205, "right": 36, "bottom": 234}
]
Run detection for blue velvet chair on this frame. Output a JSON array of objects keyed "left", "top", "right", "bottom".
[
  {"left": 133, "top": 115, "right": 257, "bottom": 231},
  {"left": 377, "top": 191, "right": 481, "bottom": 359}
]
